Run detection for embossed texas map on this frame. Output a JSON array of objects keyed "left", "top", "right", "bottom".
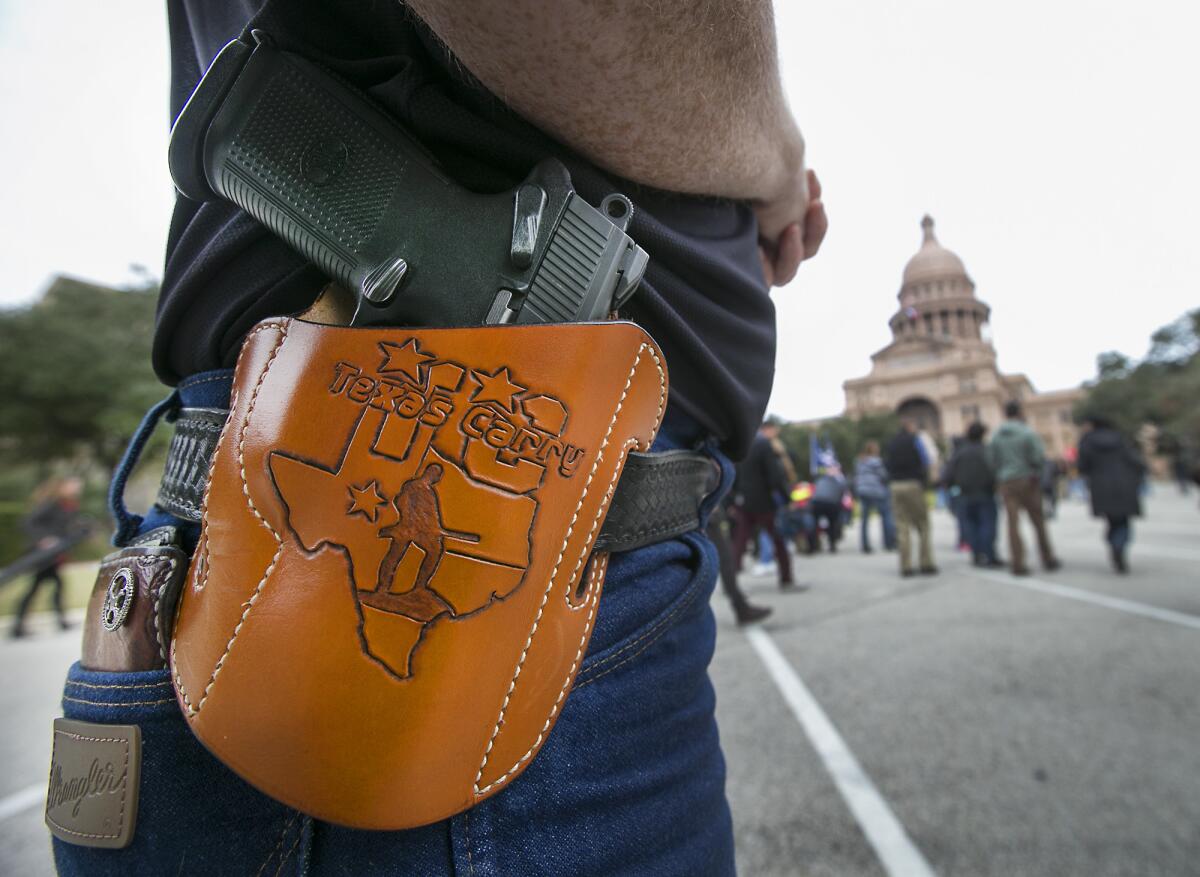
[{"left": 269, "top": 337, "right": 585, "bottom": 680}]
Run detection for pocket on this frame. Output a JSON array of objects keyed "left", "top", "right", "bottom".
[
  {"left": 576, "top": 529, "right": 717, "bottom": 688},
  {"left": 52, "top": 664, "right": 303, "bottom": 877}
]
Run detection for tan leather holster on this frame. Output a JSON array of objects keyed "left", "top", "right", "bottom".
[{"left": 170, "top": 317, "right": 667, "bottom": 829}]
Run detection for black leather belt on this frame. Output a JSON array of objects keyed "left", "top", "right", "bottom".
[{"left": 157, "top": 408, "right": 720, "bottom": 554}]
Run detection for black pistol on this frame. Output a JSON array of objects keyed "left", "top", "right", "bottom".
[{"left": 168, "top": 33, "right": 648, "bottom": 328}]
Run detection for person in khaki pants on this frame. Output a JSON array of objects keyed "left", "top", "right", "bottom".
[
  {"left": 883, "top": 419, "right": 938, "bottom": 577},
  {"left": 990, "top": 401, "right": 1062, "bottom": 576}
]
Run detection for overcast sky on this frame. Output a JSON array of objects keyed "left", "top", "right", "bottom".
[{"left": 1, "top": 2, "right": 1196, "bottom": 421}]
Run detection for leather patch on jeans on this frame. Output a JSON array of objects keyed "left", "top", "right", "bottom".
[
  {"left": 81, "top": 533, "right": 188, "bottom": 671},
  {"left": 171, "top": 318, "right": 667, "bottom": 829},
  {"left": 45, "top": 719, "right": 140, "bottom": 849}
]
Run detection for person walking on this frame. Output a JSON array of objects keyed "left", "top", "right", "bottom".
[
  {"left": 707, "top": 504, "right": 774, "bottom": 624},
  {"left": 732, "top": 423, "right": 797, "bottom": 589},
  {"left": 990, "top": 401, "right": 1061, "bottom": 576},
  {"left": 756, "top": 430, "right": 798, "bottom": 571},
  {"left": 1041, "top": 457, "right": 1064, "bottom": 519},
  {"left": 947, "top": 423, "right": 1004, "bottom": 568},
  {"left": 11, "top": 477, "right": 83, "bottom": 638},
  {"left": 853, "top": 441, "right": 895, "bottom": 553},
  {"left": 941, "top": 437, "right": 969, "bottom": 550},
  {"left": 809, "top": 466, "right": 848, "bottom": 553},
  {"left": 884, "top": 419, "right": 937, "bottom": 577},
  {"left": 1077, "top": 416, "right": 1146, "bottom": 573},
  {"left": 1169, "top": 447, "right": 1190, "bottom": 495}
]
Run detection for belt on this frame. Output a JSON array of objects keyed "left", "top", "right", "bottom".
[{"left": 156, "top": 407, "right": 720, "bottom": 554}]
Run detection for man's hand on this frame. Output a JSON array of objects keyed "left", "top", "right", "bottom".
[{"left": 757, "top": 169, "right": 827, "bottom": 287}]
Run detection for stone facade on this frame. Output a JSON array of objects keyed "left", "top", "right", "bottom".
[{"left": 843, "top": 216, "right": 1084, "bottom": 459}]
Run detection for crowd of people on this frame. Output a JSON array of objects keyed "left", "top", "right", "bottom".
[{"left": 713, "top": 401, "right": 1152, "bottom": 624}]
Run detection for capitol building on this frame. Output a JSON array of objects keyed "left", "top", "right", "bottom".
[{"left": 843, "top": 216, "right": 1083, "bottom": 459}]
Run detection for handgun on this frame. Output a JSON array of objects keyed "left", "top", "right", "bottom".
[{"left": 168, "top": 32, "right": 648, "bottom": 328}]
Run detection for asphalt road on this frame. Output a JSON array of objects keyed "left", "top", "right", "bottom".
[{"left": 1, "top": 488, "right": 1197, "bottom": 875}]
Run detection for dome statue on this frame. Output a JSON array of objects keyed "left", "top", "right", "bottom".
[
  {"left": 889, "top": 215, "right": 988, "bottom": 344},
  {"left": 902, "top": 215, "right": 968, "bottom": 285}
]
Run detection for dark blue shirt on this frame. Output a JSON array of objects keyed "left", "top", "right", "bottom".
[{"left": 158, "top": 0, "right": 777, "bottom": 458}]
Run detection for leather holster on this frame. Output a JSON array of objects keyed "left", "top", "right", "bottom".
[{"left": 170, "top": 317, "right": 667, "bottom": 829}]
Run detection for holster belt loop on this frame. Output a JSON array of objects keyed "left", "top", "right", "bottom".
[
  {"left": 156, "top": 407, "right": 720, "bottom": 552},
  {"left": 155, "top": 408, "right": 231, "bottom": 522}
]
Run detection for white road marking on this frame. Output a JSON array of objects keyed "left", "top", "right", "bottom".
[
  {"left": 0, "top": 783, "right": 44, "bottom": 823},
  {"left": 971, "top": 571, "right": 1200, "bottom": 631},
  {"left": 1048, "top": 539, "right": 1200, "bottom": 564},
  {"left": 745, "top": 625, "right": 937, "bottom": 877}
]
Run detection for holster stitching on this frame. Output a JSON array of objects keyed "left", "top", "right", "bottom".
[
  {"left": 176, "top": 321, "right": 290, "bottom": 718},
  {"left": 150, "top": 556, "right": 178, "bottom": 666},
  {"left": 473, "top": 341, "right": 665, "bottom": 795},
  {"left": 475, "top": 553, "right": 605, "bottom": 797}
]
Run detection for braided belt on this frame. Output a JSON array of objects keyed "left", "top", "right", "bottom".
[{"left": 157, "top": 408, "right": 720, "bottom": 553}]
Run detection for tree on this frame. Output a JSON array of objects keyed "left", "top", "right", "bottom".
[
  {"left": 1076, "top": 307, "right": 1200, "bottom": 452},
  {"left": 777, "top": 412, "right": 898, "bottom": 479},
  {"left": 1146, "top": 310, "right": 1200, "bottom": 366},
  {"left": 0, "top": 276, "right": 165, "bottom": 472}
]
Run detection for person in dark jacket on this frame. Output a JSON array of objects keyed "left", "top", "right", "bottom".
[
  {"left": 947, "top": 423, "right": 1004, "bottom": 568},
  {"left": 732, "top": 424, "right": 796, "bottom": 588},
  {"left": 707, "top": 504, "right": 774, "bottom": 625},
  {"left": 883, "top": 419, "right": 937, "bottom": 576},
  {"left": 853, "top": 441, "right": 895, "bottom": 553},
  {"left": 809, "top": 466, "right": 848, "bottom": 553},
  {"left": 1041, "top": 457, "right": 1064, "bottom": 519},
  {"left": 1077, "top": 416, "right": 1146, "bottom": 573},
  {"left": 940, "top": 436, "right": 969, "bottom": 550},
  {"left": 11, "top": 477, "right": 83, "bottom": 638}
]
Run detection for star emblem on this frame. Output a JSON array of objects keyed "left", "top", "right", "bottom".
[
  {"left": 346, "top": 480, "right": 388, "bottom": 522},
  {"left": 378, "top": 339, "right": 435, "bottom": 383},
  {"left": 471, "top": 367, "right": 526, "bottom": 413}
]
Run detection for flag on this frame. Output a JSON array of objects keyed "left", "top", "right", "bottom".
[{"left": 810, "top": 434, "right": 839, "bottom": 475}]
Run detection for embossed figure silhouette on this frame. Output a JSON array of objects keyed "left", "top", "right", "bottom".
[{"left": 367, "top": 464, "right": 451, "bottom": 622}]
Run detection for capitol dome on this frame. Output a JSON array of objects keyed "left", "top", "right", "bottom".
[
  {"left": 902, "top": 215, "right": 968, "bottom": 284},
  {"left": 889, "top": 215, "right": 989, "bottom": 345}
]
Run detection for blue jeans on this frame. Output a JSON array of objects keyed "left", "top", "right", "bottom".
[
  {"left": 757, "top": 527, "right": 774, "bottom": 564},
  {"left": 961, "top": 496, "right": 999, "bottom": 563},
  {"left": 858, "top": 495, "right": 895, "bottom": 551},
  {"left": 55, "top": 376, "right": 736, "bottom": 876},
  {"left": 1106, "top": 515, "right": 1132, "bottom": 554}
]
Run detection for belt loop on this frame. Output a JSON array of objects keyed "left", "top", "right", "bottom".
[{"left": 108, "top": 391, "right": 180, "bottom": 546}]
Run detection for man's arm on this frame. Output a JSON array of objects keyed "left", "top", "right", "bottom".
[{"left": 406, "top": 0, "right": 825, "bottom": 284}]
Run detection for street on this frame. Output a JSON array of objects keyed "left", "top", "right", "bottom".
[{"left": 2, "top": 489, "right": 1198, "bottom": 875}]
